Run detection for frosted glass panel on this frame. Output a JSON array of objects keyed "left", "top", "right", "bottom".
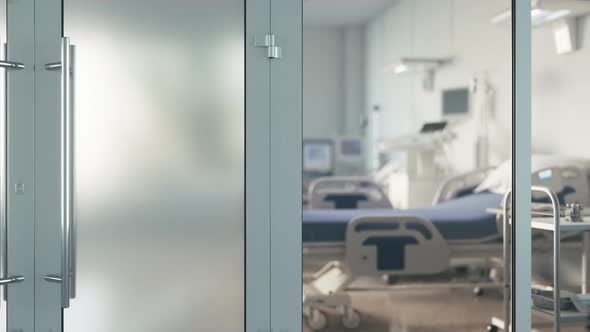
[{"left": 64, "top": 1, "right": 244, "bottom": 331}]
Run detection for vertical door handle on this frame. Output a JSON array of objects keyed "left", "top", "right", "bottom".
[
  {"left": 43, "top": 37, "right": 75, "bottom": 309},
  {"left": 0, "top": 42, "right": 26, "bottom": 308},
  {"left": 60, "top": 36, "right": 74, "bottom": 309}
]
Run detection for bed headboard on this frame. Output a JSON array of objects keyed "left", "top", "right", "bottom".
[
  {"left": 432, "top": 167, "right": 495, "bottom": 205},
  {"left": 307, "top": 176, "right": 392, "bottom": 209},
  {"left": 531, "top": 165, "right": 590, "bottom": 206}
]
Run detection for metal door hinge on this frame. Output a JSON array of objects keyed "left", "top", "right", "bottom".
[{"left": 255, "top": 34, "right": 281, "bottom": 59}]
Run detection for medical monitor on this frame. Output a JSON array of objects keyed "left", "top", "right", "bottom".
[
  {"left": 303, "top": 139, "right": 334, "bottom": 175},
  {"left": 338, "top": 138, "right": 363, "bottom": 161},
  {"left": 442, "top": 88, "right": 469, "bottom": 117}
]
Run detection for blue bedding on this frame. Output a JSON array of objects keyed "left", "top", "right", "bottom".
[{"left": 303, "top": 192, "right": 503, "bottom": 243}]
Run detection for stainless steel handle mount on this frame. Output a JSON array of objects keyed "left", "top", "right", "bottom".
[
  {"left": 44, "top": 62, "right": 61, "bottom": 71},
  {"left": 0, "top": 275, "right": 24, "bottom": 285},
  {"left": 0, "top": 60, "right": 24, "bottom": 70},
  {"left": 43, "top": 274, "right": 62, "bottom": 283}
]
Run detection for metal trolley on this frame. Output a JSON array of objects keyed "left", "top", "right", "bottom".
[{"left": 489, "top": 187, "right": 590, "bottom": 332}]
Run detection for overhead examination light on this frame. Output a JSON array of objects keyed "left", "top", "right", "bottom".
[
  {"left": 491, "top": 0, "right": 590, "bottom": 54},
  {"left": 491, "top": 3, "right": 572, "bottom": 26},
  {"left": 384, "top": 57, "right": 449, "bottom": 74},
  {"left": 490, "top": 0, "right": 588, "bottom": 26},
  {"left": 384, "top": 57, "right": 452, "bottom": 91}
]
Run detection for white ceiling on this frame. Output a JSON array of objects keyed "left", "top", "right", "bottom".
[{"left": 304, "top": 0, "right": 397, "bottom": 26}]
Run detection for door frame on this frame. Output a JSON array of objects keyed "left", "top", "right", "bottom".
[
  {"left": 25, "top": 0, "right": 303, "bottom": 331},
  {"left": 513, "top": 0, "right": 532, "bottom": 330},
  {"left": 5, "top": 0, "right": 36, "bottom": 330}
]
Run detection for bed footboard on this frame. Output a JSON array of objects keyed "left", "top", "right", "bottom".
[{"left": 346, "top": 215, "right": 451, "bottom": 276}]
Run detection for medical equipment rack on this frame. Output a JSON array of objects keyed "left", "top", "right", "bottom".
[{"left": 489, "top": 187, "right": 590, "bottom": 332}]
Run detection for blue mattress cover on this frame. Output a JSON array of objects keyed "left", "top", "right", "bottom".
[{"left": 303, "top": 192, "right": 503, "bottom": 243}]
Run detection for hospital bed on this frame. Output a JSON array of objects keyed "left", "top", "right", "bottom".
[
  {"left": 303, "top": 165, "right": 590, "bottom": 331},
  {"left": 307, "top": 167, "right": 495, "bottom": 210}
]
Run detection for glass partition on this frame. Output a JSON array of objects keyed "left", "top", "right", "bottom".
[
  {"left": 302, "top": 0, "right": 512, "bottom": 330},
  {"left": 529, "top": 1, "right": 590, "bottom": 330}
]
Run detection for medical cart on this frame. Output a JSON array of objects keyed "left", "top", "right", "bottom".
[{"left": 489, "top": 187, "right": 590, "bottom": 332}]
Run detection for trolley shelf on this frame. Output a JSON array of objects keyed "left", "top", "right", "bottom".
[
  {"left": 530, "top": 217, "right": 590, "bottom": 232},
  {"left": 532, "top": 306, "right": 590, "bottom": 323}
]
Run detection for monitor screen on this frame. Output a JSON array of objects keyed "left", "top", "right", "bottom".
[
  {"left": 420, "top": 121, "right": 447, "bottom": 133},
  {"left": 442, "top": 88, "right": 469, "bottom": 116},
  {"left": 303, "top": 140, "right": 334, "bottom": 174},
  {"left": 339, "top": 138, "right": 362, "bottom": 158}
]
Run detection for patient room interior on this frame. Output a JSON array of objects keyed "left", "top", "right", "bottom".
[{"left": 302, "top": 0, "right": 590, "bottom": 331}]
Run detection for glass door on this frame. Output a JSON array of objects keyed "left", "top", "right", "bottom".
[{"left": 34, "top": 1, "right": 252, "bottom": 331}]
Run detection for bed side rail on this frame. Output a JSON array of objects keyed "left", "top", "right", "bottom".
[{"left": 345, "top": 216, "right": 450, "bottom": 276}]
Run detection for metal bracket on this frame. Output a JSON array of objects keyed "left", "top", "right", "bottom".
[
  {"left": 0, "top": 61, "right": 24, "bottom": 70},
  {"left": 44, "top": 62, "right": 62, "bottom": 71},
  {"left": 44, "top": 274, "right": 62, "bottom": 283},
  {"left": 255, "top": 34, "right": 281, "bottom": 59}
]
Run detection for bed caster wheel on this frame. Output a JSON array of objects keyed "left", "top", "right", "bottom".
[
  {"left": 486, "top": 324, "right": 499, "bottom": 332},
  {"left": 384, "top": 274, "right": 399, "bottom": 285},
  {"left": 473, "top": 286, "right": 484, "bottom": 296},
  {"left": 340, "top": 306, "right": 360, "bottom": 329},
  {"left": 307, "top": 309, "right": 327, "bottom": 331}
]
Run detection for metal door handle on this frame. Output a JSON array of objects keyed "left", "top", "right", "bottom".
[
  {"left": 60, "top": 36, "right": 74, "bottom": 309},
  {"left": 0, "top": 42, "right": 26, "bottom": 308},
  {"left": 42, "top": 37, "right": 75, "bottom": 308},
  {"left": 61, "top": 35, "right": 73, "bottom": 309}
]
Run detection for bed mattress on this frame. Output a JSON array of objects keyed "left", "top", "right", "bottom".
[{"left": 303, "top": 192, "right": 503, "bottom": 243}]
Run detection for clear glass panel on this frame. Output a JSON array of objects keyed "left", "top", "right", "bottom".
[
  {"left": 63, "top": 1, "right": 244, "bottom": 331},
  {"left": 303, "top": 0, "right": 512, "bottom": 331},
  {"left": 530, "top": 2, "right": 590, "bottom": 330}
]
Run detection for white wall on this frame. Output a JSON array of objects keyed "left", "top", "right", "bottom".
[
  {"left": 343, "top": 27, "right": 366, "bottom": 137},
  {"left": 304, "top": 26, "right": 365, "bottom": 139},
  {"left": 531, "top": 18, "right": 590, "bottom": 157},
  {"left": 366, "top": 0, "right": 590, "bottom": 174},
  {"left": 365, "top": 0, "right": 513, "bottom": 173},
  {"left": 304, "top": 27, "right": 345, "bottom": 138}
]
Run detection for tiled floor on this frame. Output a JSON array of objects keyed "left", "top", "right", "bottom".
[{"left": 303, "top": 286, "right": 590, "bottom": 332}]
